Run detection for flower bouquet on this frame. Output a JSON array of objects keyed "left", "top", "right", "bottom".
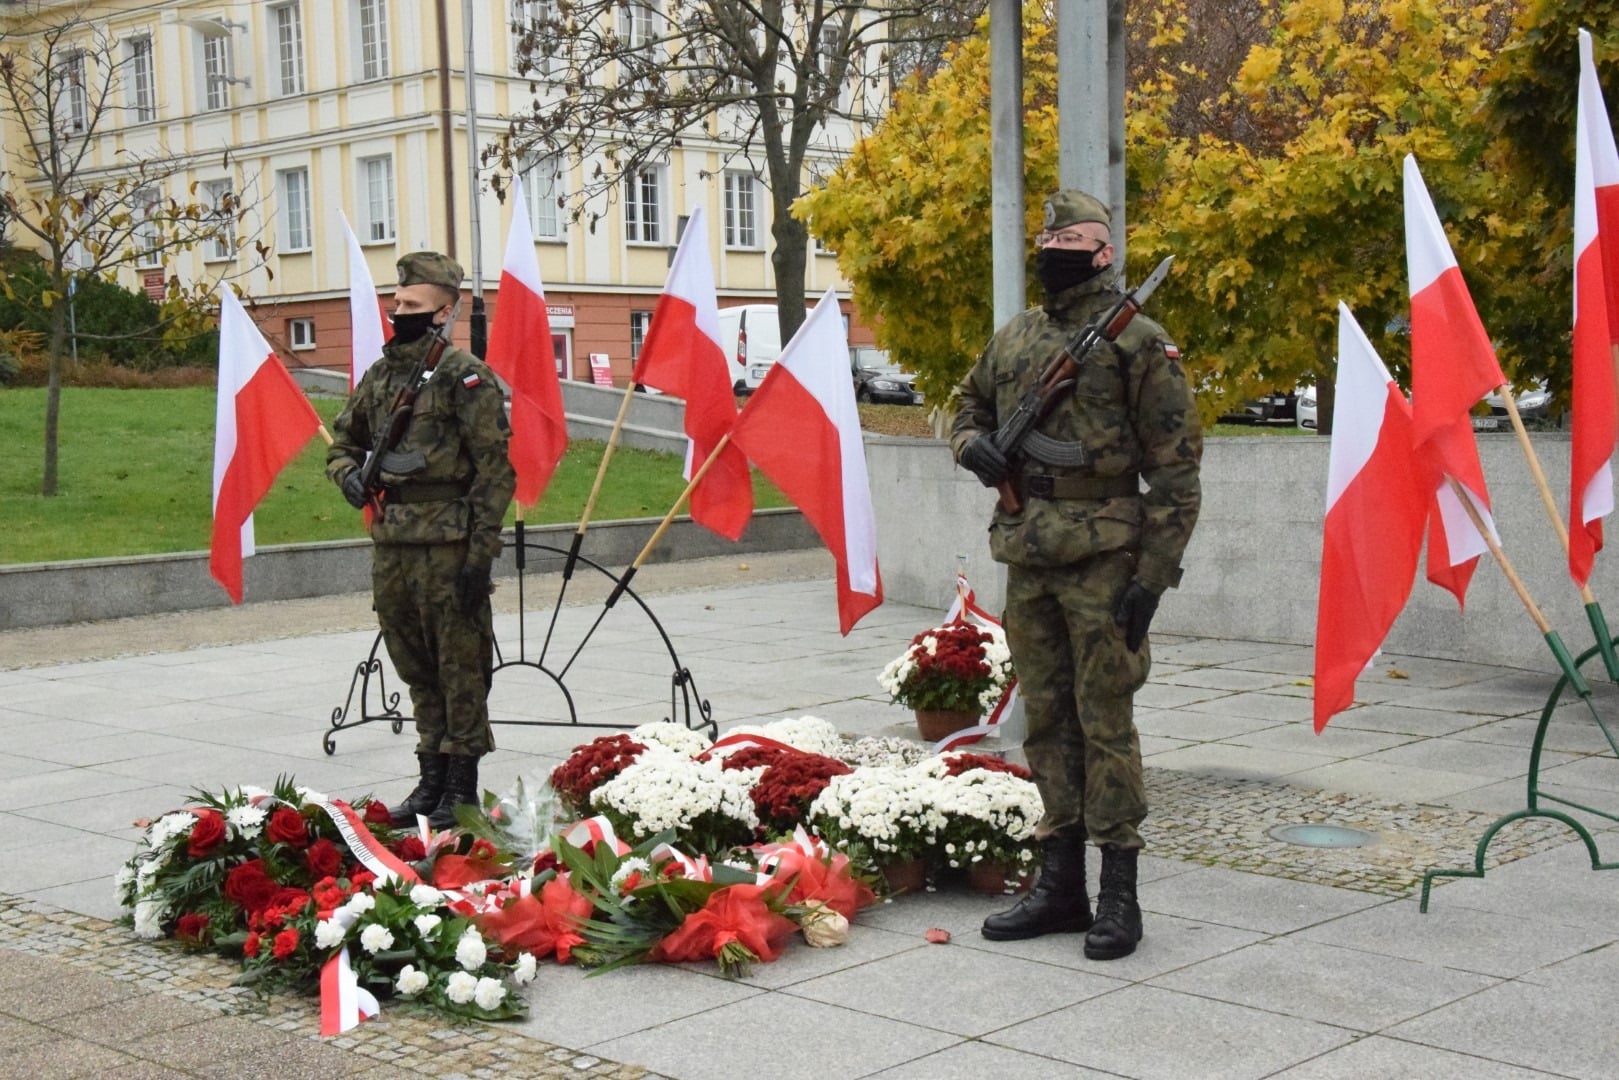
[
  {"left": 878, "top": 621, "right": 1014, "bottom": 739},
  {"left": 919, "top": 754, "right": 1043, "bottom": 891}
]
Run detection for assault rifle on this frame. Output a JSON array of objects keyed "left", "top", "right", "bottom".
[
  {"left": 354, "top": 306, "right": 460, "bottom": 516},
  {"left": 992, "top": 256, "right": 1175, "bottom": 514}
]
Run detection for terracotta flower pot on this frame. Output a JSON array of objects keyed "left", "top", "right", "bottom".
[
  {"left": 913, "top": 708, "right": 981, "bottom": 743},
  {"left": 880, "top": 857, "right": 928, "bottom": 896},
  {"left": 966, "top": 861, "right": 1033, "bottom": 895}
]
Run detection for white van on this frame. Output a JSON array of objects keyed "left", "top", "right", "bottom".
[{"left": 714, "top": 304, "right": 815, "bottom": 394}]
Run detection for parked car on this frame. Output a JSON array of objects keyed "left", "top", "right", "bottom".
[
  {"left": 1218, "top": 388, "right": 1300, "bottom": 425},
  {"left": 1297, "top": 386, "right": 1317, "bottom": 430},
  {"left": 851, "top": 348, "right": 923, "bottom": 405},
  {"left": 1475, "top": 380, "right": 1552, "bottom": 431},
  {"left": 715, "top": 304, "right": 815, "bottom": 395}
]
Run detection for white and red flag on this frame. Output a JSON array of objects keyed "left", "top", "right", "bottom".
[
  {"left": 1312, "top": 304, "right": 1429, "bottom": 732},
  {"left": 1404, "top": 154, "right": 1504, "bottom": 607},
  {"left": 210, "top": 289, "right": 322, "bottom": 604},
  {"left": 1571, "top": 28, "right": 1619, "bottom": 585},
  {"left": 934, "top": 573, "right": 1020, "bottom": 751},
  {"left": 632, "top": 206, "right": 753, "bottom": 540},
  {"left": 341, "top": 213, "right": 390, "bottom": 389},
  {"left": 486, "top": 173, "right": 568, "bottom": 507},
  {"left": 730, "top": 289, "right": 882, "bottom": 633}
]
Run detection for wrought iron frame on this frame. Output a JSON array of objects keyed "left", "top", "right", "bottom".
[
  {"left": 1420, "top": 637, "right": 1619, "bottom": 910},
  {"left": 323, "top": 522, "right": 715, "bottom": 754}
]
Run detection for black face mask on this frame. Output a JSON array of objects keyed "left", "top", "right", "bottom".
[
  {"left": 1036, "top": 246, "right": 1108, "bottom": 296},
  {"left": 389, "top": 310, "right": 440, "bottom": 344}
]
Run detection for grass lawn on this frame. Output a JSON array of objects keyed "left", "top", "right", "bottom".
[{"left": 1, "top": 387, "right": 788, "bottom": 565}]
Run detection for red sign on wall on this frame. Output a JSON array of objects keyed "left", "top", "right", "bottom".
[
  {"left": 588, "top": 352, "right": 614, "bottom": 387},
  {"left": 143, "top": 270, "right": 166, "bottom": 301}
]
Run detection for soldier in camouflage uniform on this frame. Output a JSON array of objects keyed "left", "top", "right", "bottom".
[
  {"left": 327, "top": 252, "right": 517, "bottom": 831},
  {"left": 951, "top": 190, "right": 1201, "bottom": 960}
]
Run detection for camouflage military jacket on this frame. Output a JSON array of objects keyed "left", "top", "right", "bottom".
[
  {"left": 950, "top": 274, "right": 1202, "bottom": 592},
  {"left": 326, "top": 336, "right": 516, "bottom": 562}
]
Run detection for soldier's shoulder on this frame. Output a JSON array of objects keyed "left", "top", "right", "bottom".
[
  {"left": 438, "top": 348, "right": 501, "bottom": 384},
  {"left": 1116, "top": 312, "right": 1175, "bottom": 353}
]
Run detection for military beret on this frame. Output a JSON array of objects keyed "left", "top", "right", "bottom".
[
  {"left": 1043, "top": 189, "right": 1111, "bottom": 231},
  {"left": 397, "top": 251, "right": 464, "bottom": 290}
]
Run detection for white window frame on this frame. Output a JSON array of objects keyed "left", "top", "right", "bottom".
[
  {"left": 61, "top": 50, "right": 88, "bottom": 133},
  {"left": 133, "top": 186, "right": 162, "bottom": 267},
  {"left": 288, "top": 317, "right": 316, "bottom": 350},
  {"left": 359, "top": 154, "right": 396, "bottom": 243},
  {"left": 523, "top": 154, "right": 565, "bottom": 240},
  {"left": 616, "top": 0, "right": 657, "bottom": 48},
  {"left": 202, "top": 29, "right": 233, "bottom": 110},
  {"left": 271, "top": 2, "right": 306, "bottom": 96},
  {"left": 356, "top": 0, "right": 390, "bottom": 81},
  {"left": 202, "top": 179, "right": 235, "bottom": 261},
  {"left": 518, "top": 0, "right": 562, "bottom": 78},
  {"left": 723, "top": 170, "right": 759, "bottom": 249},
  {"left": 124, "top": 34, "right": 155, "bottom": 122},
  {"left": 630, "top": 310, "right": 652, "bottom": 361},
  {"left": 623, "top": 165, "right": 663, "bottom": 245},
  {"left": 278, "top": 166, "right": 312, "bottom": 252}
]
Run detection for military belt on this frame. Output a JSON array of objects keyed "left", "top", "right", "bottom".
[
  {"left": 381, "top": 479, "right": 472, "bottom": 504},
  {"left": 1020, "top": 474, "right": 1139, "bottom": 501}
]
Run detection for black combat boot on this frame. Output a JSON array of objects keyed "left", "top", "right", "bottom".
[
  {"left": 1084, "top": 845, "right": 1142, "bottom": 960},
  {"left": 388, "top": 752, "right": 448, "bottom": 828},
  {"left": 981, "top": 834, "right": 1091, "bottom": 940},
  {"left": 426, "top": 754, "right": 481, "bottom": 831}
]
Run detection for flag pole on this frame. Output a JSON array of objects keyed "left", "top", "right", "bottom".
[
  {"left": 318, "top": 424, "right": 333, "bottom": 446},
  {"left": 1444, "top": 474, "right": 1592, "bottom": 696},
  {"left": 1495, "top": 388, "right": 1619, "bottom": 679}
]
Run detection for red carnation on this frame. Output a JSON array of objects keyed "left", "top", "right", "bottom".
[
  {"left": 267, "top": 807, "right": 310, "bottom": 849},
  {"left": 271, "top": 928, "right": 300, "bottom": 960},
  {"left": 175, "top": 912, "right": 211, "bottom": 946},
  {"left": 243, "top": 932, "right": 262, "bottom": 958},
  {"left": 223, "top": 859, "right": 278, "bottom": 913},
  {"left": 186, "top": 810, "right": 226, "bottom": 858},
  {"left": 392, "top": 836, "right": 426, "bottom": 861},
  {"left": 305, "top": 838, "right": 342, "bottom": 879},
  {"left": 532, "top": 850, "right": 560, "bottom": 875},
  {"left": 362, "top": 800, "right": 391, "bottom": 825},
  {"left": 312, "top": 877, "right": 347, "bottom": 912}
]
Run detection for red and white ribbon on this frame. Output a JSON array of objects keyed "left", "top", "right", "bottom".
[
  {"left": 319, "top": 945, "right": 379, "bottom": 1036},
  {"left": 649, "top": 842, "right": 712, "bottom": 881},
  {"left": 313, "top": 800, "right": 421, "bottom": 884},
  {"left": 561, "top": 815, "right": 630, "bottom": 856},
  {"left": 698, "top": 731, "right": 802, "bottom": 760},
  {"left": 935, "top": 574, "right": 1020, "bottom": 751}
]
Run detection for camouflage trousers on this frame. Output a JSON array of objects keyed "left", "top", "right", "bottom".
[
  {"left": 372, "top": 542, "right": 496, "bottom": 758},
  {"left": 1004, "top": 549, "right": 1150, "bottom": 849}
]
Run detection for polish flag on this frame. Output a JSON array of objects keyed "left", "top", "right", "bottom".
[
  {"left": 730, "top": 289, "right": 882, "bottom": 633},
  {"left": 319, "top": 946, "right": 380, "bottom": 1036},
  {"left": 633, "top": 206, "right": 753, "bottom": 540},
  {"left": 210, "top": 289, "right": 322, "bottom": 604},
  {"left": 1404, "top": 154, "right": 1504, "bottom": 607},
  {"left": 341, "top": 213, "right": 390, "bottom": 389},
  {"left": 1313, "top": 304, "right": 1429, "bottom": 732},
  {"left": 486, "top": 173, "right": 568, "bottom": 506},
  {"left": 1571, "top": 29, "right": 1619, "bottom": 585}
]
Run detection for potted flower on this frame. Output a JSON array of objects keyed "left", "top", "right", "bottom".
[
  {"left": 877, "top": 621, "right": 1014, "bottom": 742},
  {"left": 918, "top": 755, "right": 1044, "bottom": 894},
  {"left": 806, "top": 765, "right": 946, "bottom": 894}
]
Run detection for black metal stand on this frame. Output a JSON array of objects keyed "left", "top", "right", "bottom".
[{"left": 323, "top": 522, "right": 715, "bottom": 754}]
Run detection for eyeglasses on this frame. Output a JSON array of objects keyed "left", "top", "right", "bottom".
[{"left": 1035, "top": 230, "right": 1106, "bottom": 249}]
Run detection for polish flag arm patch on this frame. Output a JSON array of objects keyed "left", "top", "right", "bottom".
[
  {"left": 1162, "top": 343, "right": 1181, "bottom": 360},
  {"left": 462, "top": 373, "right": 482, "bottom": 389}
]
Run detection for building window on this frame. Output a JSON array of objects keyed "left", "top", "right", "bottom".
[
  {"left": 616, "top": 1, "right": 656, "bottom": 48},
  {"left": 523, "top": 154, "right": 565, "bottom": 239},
  {"left": 133, "top": 186, "right": 161, "bottom": 267},
  {"left": 723, "top": 171, "right": 758, "bottom": 249},
  {"left": 278, "top": 167, "right": 312, "bottom": 251},
  {"left": 202, "top": 179, "right": 235, "bottom": 261},
  {"left": 60, "top": 50, "right": 87, "bottom": 132},
  {"left": 357, "top": 0, "right": 390, "bottom": 81},
  {"left": 360, "top": 155, "right": 396, "bottom": 242},
  {"left": 272, "top": 3, "right": 305, "bottom": 96},
  {"left": 630, "top": 311, "right": 652, "bottom": 361},
  {"left": 817, "top": 23, "right": 840, "bottom": 75},
  {"left": 124, "top": 35, "right": 155, "bottom": 122},
  {"left": 623, "top": 166, "right": 662, "bottom": 244},
  {"left": 202, "top": 29, "right": 233, "bottom": 110},
  {"left": 520, "top": 0, "right": 561, "bottom": 78},
  {"left": 288, "top": 317, "right": 316, "bottom": 349}
]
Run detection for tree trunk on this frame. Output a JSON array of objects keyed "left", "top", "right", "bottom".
[
  {"left": 771, "top": 190, "right": 809, "bottom": 345},
  {"left": 42, "top": 299, "right": 66, "bottom": 496}
]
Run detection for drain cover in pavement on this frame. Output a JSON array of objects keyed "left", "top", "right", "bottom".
[{"left": 1268, "top": 823, "right": 1378, "bottom": 848}]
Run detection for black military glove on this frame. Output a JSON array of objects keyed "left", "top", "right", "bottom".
[
  {"left": 454, "top": 557, "right": 493, "bottom": 617},
  {"left": 960, "top": 435, "right": 1010, "bottom": 487},
  {"left": 340, "top": 469, "right": 369, "bottom": 510},
  {"left": 1112, "top": 582, "right": 1160, "bottom": 653}
]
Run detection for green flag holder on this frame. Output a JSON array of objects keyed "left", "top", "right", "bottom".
[{"left": 1420, "top": 615, "right": 1619, "bottom": 911}]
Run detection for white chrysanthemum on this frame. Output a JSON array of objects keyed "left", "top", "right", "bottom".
[
  {"left": 590, "top": 754, "right": 757, "bottom": 838},
  {"left": 631, "top": 722, "right": 711, "bottom": 757},
  {"left": 408, "top": 884, "right": 444, "bottom": 907},
  {"left": 395, "top": 965, "right": 430, "bottom": 997},
  {"left": 294, "top": 786, "right": 329, "bottom": 806},
  {"left": 237, "top": 785, "right": 272, "bottom": 802},
  {"left": 473, "top": 976, "right": 506, "bottom": 1010},
  {"left": 445, "top": 971, "right": 478, "bottom": 1004},
  {"left": 359, "top": 923, "right": 394, "bottom": 954},
  {"left": 147, "top": 812, "right": 196, "bottom": 848},
  {"left": 314, "top": 918, "right": 348, "bottom": 950},
  {"left": 413, "top": 913, "right": 442, "bottom": 938},
  {"left": 456, "top": 928, "right": 487, "bottom": 970},
  {"left": 132, "top": 899, "right": 167, "bottom": 939},
  {"left": 723, "top": 716, "right": 842, "bottom": 757},
  {"left": 610, "top": 857, "right": 652, "bottom": 891},
  {"left": 227, "top": 805, "right": 266, "bottom": 836},
  {"left": 836, "top": 736, "right": 930, "bottom": 769},
  {"left": 113, "top": 864, "right": 135, "bottom": 898},
  {"left": 513, "top": 952, "right": 538, "bottom": 985}
]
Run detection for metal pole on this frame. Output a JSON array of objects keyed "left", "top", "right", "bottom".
[
  {"left": 989, "top": 0, "right": 1024, "bottom": 329},
  {"left": 1057, "top": 0, "right": 1109, "bottom": 198},
  {"left": 1107, "top": 0, "right": 1126, "bottom": 274},
  {"left": 463, "top": 0, "right": 487, "bottom": 358}
]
